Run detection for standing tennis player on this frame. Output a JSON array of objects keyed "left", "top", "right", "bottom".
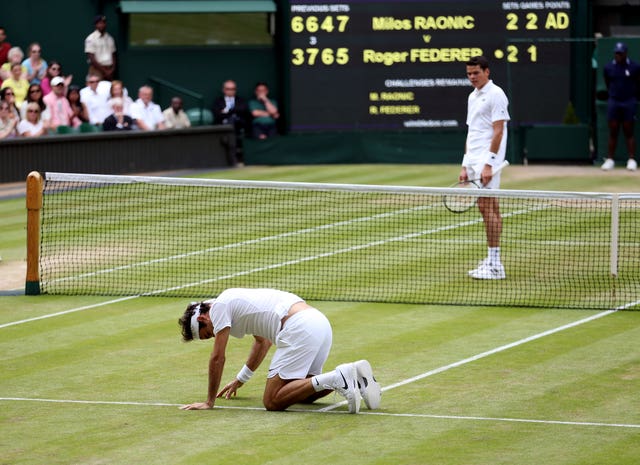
[
  {"left": 461, "top": 55, "right": 510, "bottom": 280},
  {"left": 178, "top": 288, "right": 381, "bottom": 414}
]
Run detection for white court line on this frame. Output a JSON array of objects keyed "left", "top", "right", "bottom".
[
  {"left": 0, "top": 295, "right": 139, "bottom": 329},
  {"left": 351, "top": 411, "right": 640, "bottom": 429},
  {"left": 318, "top": 299, "right": 640, "bottom": 413},
  {"left": 1, "top": 397, "right": 638, "bottom": 429}
]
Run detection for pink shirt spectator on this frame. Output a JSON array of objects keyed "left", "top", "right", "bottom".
[{"left": 43, "top": 77, "right": 73, "bottom": 128}]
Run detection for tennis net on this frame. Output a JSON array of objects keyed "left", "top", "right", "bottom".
[{"left": 31, "top": 172, "right": 640, "bottom": 310}]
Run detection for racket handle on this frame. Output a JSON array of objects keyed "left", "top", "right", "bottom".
[{"left": 492, "top": 160, "right": 510, "bottom": 175}]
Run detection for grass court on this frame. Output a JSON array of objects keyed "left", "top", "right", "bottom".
[{"left": 1, "top": 164, "right": 639, "bottom": 465}]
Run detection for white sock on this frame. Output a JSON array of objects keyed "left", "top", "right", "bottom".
[
  {"left": 311, "top": 372, "right": 337, "bottom": 392},
  {"left": 488, "top": 247, "right": 501, "bottom": 266}
]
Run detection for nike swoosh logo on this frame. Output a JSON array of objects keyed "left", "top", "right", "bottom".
[{"left": 339, "top": 372, "right": 348, "bottom": 390}]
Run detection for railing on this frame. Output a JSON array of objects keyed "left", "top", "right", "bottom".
[{"left": 147, "top": 76, "right": 207, "bottom": 125}]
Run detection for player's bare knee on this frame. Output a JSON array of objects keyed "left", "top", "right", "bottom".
[{"left": 263, "top": 397, "right": 286, "bottom": 411}]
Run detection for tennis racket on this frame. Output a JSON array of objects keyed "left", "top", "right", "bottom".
[{"left": 443, "top": 160, "right": 510, "bottom": 214}]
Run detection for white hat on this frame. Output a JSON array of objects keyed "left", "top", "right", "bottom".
[{"left": 51, "top": 76, "right": 65, "bottom": 86}]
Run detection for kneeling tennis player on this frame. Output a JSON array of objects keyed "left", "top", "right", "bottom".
[{"left": 178, "top": 288, "right": 381, "bottom": 414}]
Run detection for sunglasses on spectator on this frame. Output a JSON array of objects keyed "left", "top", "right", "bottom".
[
  {"left": 31, "top": 49, "right": 41, "bottom": 54},
  {"left": 30, "top": 89, "right": 42, "bottom": 93},
  {"left": 224, "top": 87, "right": 236, "bottom": 90},
  {"left": 27, "top": 109, "right": 40, "bottom": 113},
  {"left": 88, "top": 80, "right": 99, "bottom": 83},
  {"left": 50, "top": 66, "right": 60, "bottom": 71}
]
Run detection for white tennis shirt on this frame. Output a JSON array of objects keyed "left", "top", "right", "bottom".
[
  {"left": 464, "top": 80, "right": 510, "bottom": 168},
  {"left": 208, "top": 288, "right": 304, "bottom": 342}
]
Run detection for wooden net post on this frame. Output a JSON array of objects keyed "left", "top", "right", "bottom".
[{"left": 25, "top": 171, "right": 43, "bottom": 295}]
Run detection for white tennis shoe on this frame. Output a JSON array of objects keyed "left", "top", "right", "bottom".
[
  {"left": 627, "top": 158, "right": 637, "bottom": 171},
  {"left": 469, "top": 262, "right": 505, "bottom": 280},
  {"left": 333, "top": 363, "right": 361, "bottom": 414},
  {"left": 601, "top": 158, "right": 615, "bottom": 171},
  {"left": 468, "top": 258, "right": 490, "bottom": 276},
  {"left": 354, "top": 360, "right": 381, "bottom": 410}
]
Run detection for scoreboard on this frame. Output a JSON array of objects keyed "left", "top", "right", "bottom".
[{"left": 287, "top": 0, "right": 573, "bottom": 132}]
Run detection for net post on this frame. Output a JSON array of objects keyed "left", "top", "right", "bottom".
[
  {"left": 25, "top": 171, "right": 43, "bottom": 295},
  {"left": 610, "top": 194, "right": 619, "bottom": 278}
]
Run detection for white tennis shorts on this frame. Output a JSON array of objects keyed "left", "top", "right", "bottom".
[
  {"left": 466, "top": 163, "right": 502, "bottom": 190},
  {"left": 268, "top": 308, "right": 332, "bottom": 380}
]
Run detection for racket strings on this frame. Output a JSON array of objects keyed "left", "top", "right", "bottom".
[{"left": 443, "top": 180, "right": 481, "bottom": 213}]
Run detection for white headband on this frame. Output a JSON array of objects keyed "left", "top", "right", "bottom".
[{"left": 190, "top": 303, "right": 201, "bottom": 340}]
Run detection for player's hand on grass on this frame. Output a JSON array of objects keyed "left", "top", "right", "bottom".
[
  {"left": 180, "top": 401, "right": 213, "bottom": 410},
  {"left": 217, "top": 379, "right": 244, "bottom": 400}
]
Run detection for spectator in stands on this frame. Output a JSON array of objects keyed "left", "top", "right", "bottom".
[
  {"left": 213, "top": 79, "right": 249, "bottom": 129},
  {"left": 0, "top": 27, "right": 11, "bottom": 80},
  {"left": 43, "top": 76, "right": 73, "bottom": 130},
  {"left": 103, "top": 97, "right": 134, "bottom": 131},
  {"left": 17, "top": 101, "right": 49, "bottom": 137},
  {"left": 0, "top": 99, "right": 18, "bottom": 138},
  {"left": 163, "top": 96, "right": 191, "bottom": 129},
  {"left": 0, "top": 87, "right": 21, "bottom": 120},
  {"left": 67, "top": 85, "right": 89, "bottom": 128},
  {"left": 213, "top": 79, "right": 249, "bottom": 162},
  {"left": 80, "top": 73, "right": 111, "bottom": 125},
  {"left": 601, "top": 42, "right": 640, "bottom": 172},
  {"left": 41, "top": 61, "right": 73, "bottom": 96},
  {"left": 1, "top": 63, "right": 30, "bottom": 106},
  {"left": 22, "top": 43, "right": 47, "bottom": 85},
  {"left": 109, "top": 79, "right": 133, "bottom": 115},
  {"left": 130, "top": 85, "right": 165, "bottom": 130},
  {"left": 0, "top": 46, "right": 26, "bottom": 82},
  {"left": 20, "top": 83, "right": 50, "bottom": 123},
  {"left": 85, "top": 15, "right": 116, "bottom": 81},
  {"left": 249, "top": 82, "right": 279, "bottom": 139}
]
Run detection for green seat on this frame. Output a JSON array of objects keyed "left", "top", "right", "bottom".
[
  {"left": 79, "top": 123, "right": 101, "bottom": 133},
  {"left": 56, "top": 125, "right": 74, "bottom": 134},
  {"left": 186, "top": 108, "right": 213, "bottom": 126}
]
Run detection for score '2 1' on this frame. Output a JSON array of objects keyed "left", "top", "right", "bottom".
[{"left": 506, "top": 12, "right": 569, "bottom": 30}]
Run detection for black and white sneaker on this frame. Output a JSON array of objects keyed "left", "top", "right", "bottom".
[{"left": 333, "top": 363, "right": 361, "bottom": 414}]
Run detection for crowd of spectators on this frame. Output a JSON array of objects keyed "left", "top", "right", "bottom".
[{"left": 0, "top": 17, "right": 280, "bottom": 156}]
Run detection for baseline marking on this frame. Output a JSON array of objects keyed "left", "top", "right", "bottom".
[{"left": 1, "top": 397, "right": 638, "bottom": 430}]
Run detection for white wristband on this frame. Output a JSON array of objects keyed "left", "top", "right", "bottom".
[
  {"left": 237, "top": 364, "right": 254, "bottom": 384},
  {"left": 485, "top": 151, "right": 499, "bottom": 167}
]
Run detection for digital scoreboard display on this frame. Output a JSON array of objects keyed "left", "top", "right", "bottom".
[{"left": 288, "top": 1, "right": 573, "bottom": 132}]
